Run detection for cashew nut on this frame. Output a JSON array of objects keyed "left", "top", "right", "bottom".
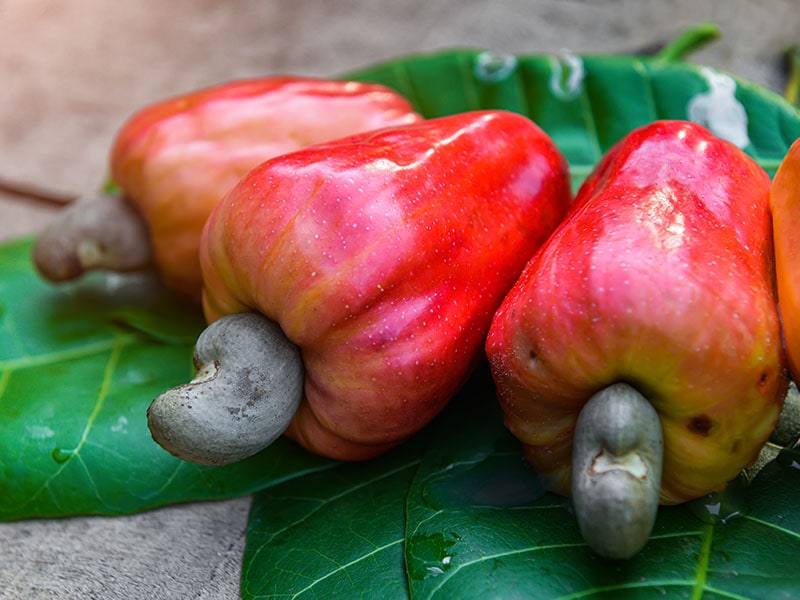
[
  {"left": 32, "top": 193, "right": 152, "bottom": 281},
  {"left": 147, "top": 312, "right": 304, "bottom": 466},
  {"left": 571, "top": 383, "right": 664, "bottom": 559}
]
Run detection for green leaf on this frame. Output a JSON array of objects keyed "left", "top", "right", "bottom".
[
  {"left": 243, "top": 366, "right": 800, "bottom": 598},
  {"left": 345, "top": 47, "right": 800, "bottom": 189},
  {"left": 0, "top": 237, "right": 333, "bottom": 520},
  {"left": 241, "top": 438, "right": 424, "bottom": 600},
  {"left": 242, "top": 46, "right": 800, "bottom": 598},
  {"left": 402, "top": 372, "right": 800, "bottom": 599}
]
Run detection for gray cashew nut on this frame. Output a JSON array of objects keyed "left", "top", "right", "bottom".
[
  {"left": 147, "top": 312, "right": 304, "bottom": 466},
  {"left": 32, "top": 193, "right": 152, "bottom": 281},
  {"left": 571, "top": 383, "right": 663, "bottom": 559}
]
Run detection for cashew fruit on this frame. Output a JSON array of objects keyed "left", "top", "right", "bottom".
[
  {"left": 34, "top": 77, "right": 422, "bottom": 299},
  {"left": 486, "top": 120, "right": 786, "bottom": 555},
  {"left": 149, "top": 110, "right": 572, "bottom": 464}
]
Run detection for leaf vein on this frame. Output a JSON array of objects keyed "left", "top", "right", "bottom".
[
  {"left": 0, "top": 336, "right": 135, "bottom": 372},
  {"left": 691, "top": 524, "right": 714, "bottom": 600},
  {"left": 245, "top": 460, "right": 420, "bottom": 578},
  {"left": 426, "top": 540, "right": 588, "bottom": 598},
  {"left": 15, "top": 336, "right": 125, "bottom": 513},
  {"left": 701, "top": 584, "right": 764, "bottom": 600},
  {"left": 555, "top": 580, "right": 696, "bottom": 600},
  {"left": 286, "top": 538, "right": 404, "bottom": 600},
  {"left": 742, "top": 513, "right": 800, "bottom": 539}
]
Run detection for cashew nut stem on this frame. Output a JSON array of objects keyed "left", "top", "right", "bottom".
[
  {"left": 32, "top": 193, "right": 152, "bottom": 281},
  {"left": 571, "top": 383, "right": 664, "bottom": 559},
  {"left": 147, "top": 313, "right": 304, "bottom": 466}
]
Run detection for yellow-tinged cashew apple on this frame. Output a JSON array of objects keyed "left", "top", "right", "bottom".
[
  {"left": 34, "top": 77, "right": 422, "bottom": 299},
  {"left": 486, "top": 120, "right": 787, "bottom": 559}
]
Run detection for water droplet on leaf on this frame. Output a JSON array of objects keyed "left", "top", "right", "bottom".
[
  {"left": 687, "top": 67, "right": 750, "bottom": 148},
  {"left": 776, "top": 447, "right": 800, "bottom": 471},
  {"left": 549, "top": 52, "right": 585, "bottom": 100},
  {"left": 52, "top": 448, "right": 75, "bottom": 464},
  {"left": 474, "top": 51, "right": 517, "bottom": 83},
  {"left": 687, "top": 475, "right": 748, "bottom": 524},
  {"left": 407, "top": 532, "right": 460, "bottom": 580}
]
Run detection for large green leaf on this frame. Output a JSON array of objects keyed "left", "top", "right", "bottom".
[
  {"left": 345, "top": 46, "right": 800, "bottom": 189},
  {"left": 0, "top": 237, "right": 333, "bottom": 520},
  {"left": 403, "top": 370, "right": 800, "bottom": 599},
  {"left": 241, "top": 46, "right": 800, "bottom": 598},
  {"left": 244, "top": 368, "right": 800, "bottom": 598},
  {"left": 241, "top": 439, "right": 425, "bottom": 600}
]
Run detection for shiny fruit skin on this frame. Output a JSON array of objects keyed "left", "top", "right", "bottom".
[
  {"left": 487, "top": 120, "right": 786, "bottom": 504},
  {"left": 201, "top": 110, "right": 572, "bottom": 460},
  {"left": 111, "top": 77, "right": 422, "bottom": 298}
]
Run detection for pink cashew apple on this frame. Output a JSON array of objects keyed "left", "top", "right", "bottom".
[{"left": 34, "top": 77, "right": 422, "bottom": 299}]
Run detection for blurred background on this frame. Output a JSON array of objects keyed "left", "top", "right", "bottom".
[
  {"left": 0, "top": 1, "right": 798, "bottom": 598},
  {"left": 1, "top": 0, "right": 797, "bottom": 241}
]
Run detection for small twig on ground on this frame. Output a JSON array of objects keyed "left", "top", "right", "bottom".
[{"left": 0, "top": 176, "right": 75, "bottom": 207}]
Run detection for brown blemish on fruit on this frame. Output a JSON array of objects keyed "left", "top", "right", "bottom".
[
  {"left": 757, "top": 371, "right": 769, "bottom": 390},
  {"left": 688, "top": 414, "right": 713, "bottom": 436}
]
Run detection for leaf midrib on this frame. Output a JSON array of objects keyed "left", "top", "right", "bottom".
[
  {"left": 0, "top": 334, "right": 137, "bottom": 372},
  {"left": 244, "top": 458, "right": 423, "bottom": 599},
  {"left": 3, "top": 334, "right": 126, "bottom": 513}
]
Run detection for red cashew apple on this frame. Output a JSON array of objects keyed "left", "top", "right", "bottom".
[
  {"left": 33, "top": 77, "right": 422, "bottom": 299},
  {"left": 486, "top": 120, "right": 787, "bottom": 559},
  {"left": 147, "top": 110, "right": 572, "bottom": 465}
]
